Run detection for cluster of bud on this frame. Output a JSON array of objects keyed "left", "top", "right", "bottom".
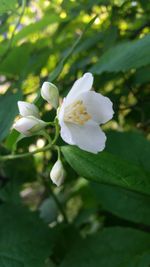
[{"left": 13, "top": 82, "right": 59, "bottom": 136}]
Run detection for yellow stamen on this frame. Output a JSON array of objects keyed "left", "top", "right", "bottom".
[{"left": 64, "top": 100, "right": 91, "bottom": 125}]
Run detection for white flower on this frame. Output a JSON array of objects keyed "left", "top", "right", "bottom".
[
  {"left": 13, "top": 116, "right": 46, "bottom": 136},
  {"left": 58, "top": 73, "right": 114, "bottom": 154},
  {"left": 50, "top": 159, "right": 66, "bottom": 186},
  {"left": 18, "top": 101, "right": 40, "bottom": 118},
  {"left": 41, "top": 81, "right": 59, "bottom": 109}
]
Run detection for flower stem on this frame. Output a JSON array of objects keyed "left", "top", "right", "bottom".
[
  {"left": 56, "top": 146, "right": 61, "bottom": 160},
  {"left": 41, "top": 130, "right": 52, "bottom": 144},
  {"left": 0, "top": 0, "right": 26, "bottom": 63},
  {"left": 0, "top": 118, "right": 60, "bottom": 162},
  {"left": 49, "top": 185, "right": 68, "bottom": 223},
  {"left": 52, "top": 118, "right": 60, "bottom": 145},
  {"left": 46, "top": 121, "right": 55, "bottom": 126},
  {"left": 0, "top": 144, "right": 52, "bottom": 161},
  {"left": 40, "top": 172, "right": 68, "bottom": 224}
]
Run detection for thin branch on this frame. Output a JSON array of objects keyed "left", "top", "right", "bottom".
[
  {"left": 0, "top": 143, "right": 52, "bottom": 161},
  {"left": 0, "top": 0, "right": 26, "bottom": 63},
  {"left": 49, "top": 185, "right": 68, "bottom": 223},
  {"left": 130, "top": 20, "right": 150, "bottom": 39},
  {"left": 40, "top": 172, "right": 69, "bottom": 224}
]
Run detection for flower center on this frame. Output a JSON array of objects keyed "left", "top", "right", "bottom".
[{"left": 64, "top": 100, "right": 91, "bottom": 125}]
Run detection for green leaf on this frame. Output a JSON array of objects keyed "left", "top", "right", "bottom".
[
  {"left": 60, "top": 227, "right": 150, "bottom": 267},
  {"left": 90, "top": 131, "right": 150, "bottom": 225},
  {"left": 0, "top": 90, "right": 22, "bottom": 142},
  {"left": 90, "top": 34, "right": 150, "bottom": 74},
  {"left": 48, "top": 15, "right": 98, "bottom": 82},
  {"left": 106, "top": 131, "right": 150, "bottom": 172},
  {"left": 5, "top": 129, "right": 20, "bottom": 151},
  {"left": 13, "top": 14, "right": 61, "bottom": 44},
  {"left": 0, "top": 0, "right": 18, "bottom": 15},
  {"left": 0, "top": 43, "right": 31, "bottom": 76},
  {"left": 132, "top": 66, "right": 150, "bottom": 85},
  {"left": 92, "top": 183, "right": 150, "bottom": 225},
  {"left": 61, "top": 146, "right": 150, "bottom": 196},
  {"left": 0, "top": 203, "right": 56, "bottom": 267},
  {"left": 39, "top": 197, "right": 59, "bottom": 223},
  {"left": 0, "top": 156, "right": 36, "bottom": 203}
]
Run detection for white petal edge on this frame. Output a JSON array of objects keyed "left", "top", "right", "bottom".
[
  {"left": 13, "top": 116, "right": 46, "bottom": 136},
  {"left": 65, "top": 73, "right": 93, "bottom": 105},
  {"left": 65, "top": 121, "right": 106, "bottom": 154},
  {"left": 79, "top": 91, "right": 114, "bottom": 124},
  {"left": 58, "top": 99, "right": 75, "bottom": 145},
  {"left": 13, "top": 117, "right": 38, "bottom": 136},
  {"left": 18, "top": 101, "right": 40, "bottom": 118},
  {"left": 60, "top": 121, "right": 75, "bottom": 145}
]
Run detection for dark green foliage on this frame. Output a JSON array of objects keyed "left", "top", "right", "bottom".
[
  {"left": 60, "top": 227, "right": 150, "bottom": 267},
  {"left": 0, "top": 90, "right": 22, "bottom": 142},
  {"left": 0, "top": 203, "right": 56, "bottom": 267},
  {"left": 0, "top": 0, "right": 150, "bottom": 266}
]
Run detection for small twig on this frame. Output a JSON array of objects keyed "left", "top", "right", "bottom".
[
  {"left": 0, "top": 0, "right": 26, "bottom": 63},
  {"left": 119, "top": 103, "right": 137, "bottom": 111},
  {"left": 40, "top": 172, "right": 68, "bottom": 223},
  {"left": 0, "top": 143, "right": 52, "bottom": 161},
  {"left": 130, "top": 20, "right": 150, "bottom": 39},
  {"left": 0, "top": 118, "right": 60, "bottom": 162},
  {"left": 49, "top": 185, "right": 68, "bottom": 223}
]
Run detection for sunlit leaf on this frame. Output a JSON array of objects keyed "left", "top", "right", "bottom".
[
  {"left": 0, "top": 0, "right": 18, "bottom": 15},
  {"left": 90, "top": 34, "right": 150, "bottom": 74}
]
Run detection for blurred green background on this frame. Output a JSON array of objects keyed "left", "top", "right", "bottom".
[{"left": 0, "top": 0, "right": 150, "bottom": 266}]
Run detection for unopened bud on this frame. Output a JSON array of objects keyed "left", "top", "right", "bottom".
[
  {"left": 13, "top": 116, "right": 46, "bottom": 136},
  {"left": 18, "top": 101, "right": 40, "bottom": 118},
  {"left": 50, "top": 159, "right": 66, "bottom": 186},
  {"left": 41, "top": 82, "right": 59, "bottom": 109}
]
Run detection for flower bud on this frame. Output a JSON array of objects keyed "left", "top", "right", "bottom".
[
  {"left": 41, "top": 82, "right": 59, "bottom": 109},
  {"left": 13, "top": 116, "right": 46, "bottom": 136},
  {"left": 18, "top": 101, "right": 40, "bottom": 118},
  {"left": 50, "top": 159, "right": 66, "bottom": 187}
]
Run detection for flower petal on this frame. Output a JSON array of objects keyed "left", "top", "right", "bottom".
[
  {"left": 13, "top": 117, "right": 37, "bottom": 136},
  {"left": 58, "top": 99, "right": 75, "bottom": 145},
  {"left": 13, "top": 116, "right": 46, "bottom": 136},
  {"left": 66, "top": 73, "right": 93, "bottom": 105},
  {"left": 80, "top": 91, "right": 114, "bottom": 124},
  {"left": 60, "top": 120, "right": 75, "bottom": 145},
  {"left": 66, "top": 121, "right": 106, "bottom": 154},
  {"left": 50, "top": 159, "right": 65, "bottom": 187},
  {"left": 18, "top": 101, "right": 40, "bottom": 118}
]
